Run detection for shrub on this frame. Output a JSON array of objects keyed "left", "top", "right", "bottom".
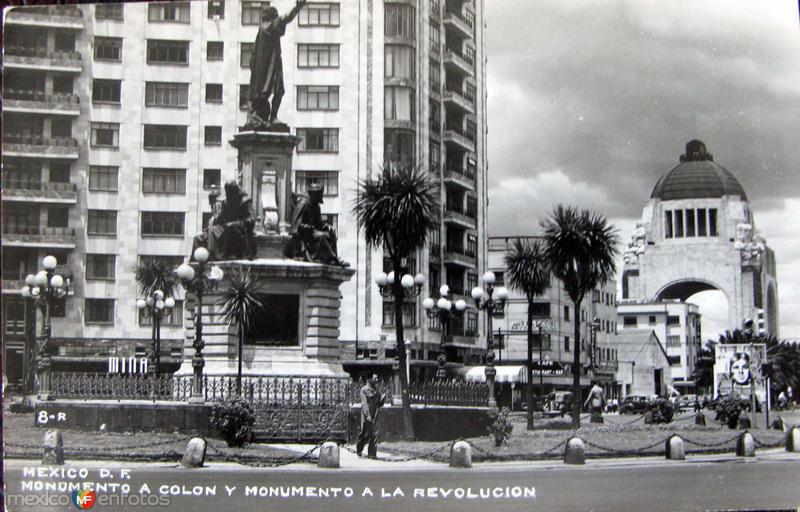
[
  {"left": 487, "top": 407, "right": 514, "bottom": 447},
  {"left": 210, "top": 397, "right": 256, "bottom": 447},
  {"left": 9, "top": 401, "right": 34, "bottom": 414},
  {"left": 713, "top": 396, "right": 748, "bottom": 429},
  {"left": 643, "top": 398, "right": 674, "bottom": 424}
]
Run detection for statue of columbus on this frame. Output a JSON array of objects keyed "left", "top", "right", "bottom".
[{"left": 245, "top": 0, "right": 307, "bottom": 131}]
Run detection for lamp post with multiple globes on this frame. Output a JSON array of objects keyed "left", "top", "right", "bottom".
[
  {"left": 20, "top": 255, "right": 71, "bottom": 400},
  {"left": 422, "top": 285, "right": 467, "bottom": 379},
  {"left": 470, "top": 271, "right": 508, "bottom": 408},
  {"left": 176, "top": 247, "right": 224, "bottom": 403},
  {"left": 136, "top": 291, "right": 176, "bottom": 377}
]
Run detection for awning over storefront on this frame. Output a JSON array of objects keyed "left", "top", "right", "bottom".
[{"left": 463, "top": 365, "right": 527, "bottom": 384}]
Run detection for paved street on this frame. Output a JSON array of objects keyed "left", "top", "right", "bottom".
[{"left": 6, "top": 451, "right": 800, "bottom": 512}]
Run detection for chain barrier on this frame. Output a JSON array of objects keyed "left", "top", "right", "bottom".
[
  {"left": 681, "top": 432, "right": 742, "bottom": 448},
  {"left": 752, "top": 436, "right": 784, "bottom": 449},
  {"left": 204, "top": 438, "right": 326, "bottom": 467},
  {"left": 581, "top": 437, "right": 666, "bottom": 455},
  {"left": 614, "top": 414, "right": 646, "bottom": 426},
  {"left": 4, "top": 436, "right": 193, "bottom": 454},
  {"left": 342, "top": 440, "right": 455, "bottom": 463}
]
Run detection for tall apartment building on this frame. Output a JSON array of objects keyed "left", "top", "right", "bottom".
[
  {"left": 487, "top": 237, "right": 621, "bottom": 402},
  {"left": 1, "top": 0, "right": 489, "bottom": 387}
]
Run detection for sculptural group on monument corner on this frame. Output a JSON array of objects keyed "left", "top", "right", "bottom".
[
  {"left": 284, "top": 184, "right": 349, "bottom": 267},
  {"left": 244, "top": 0, "right": 307, "bottom": 132}
]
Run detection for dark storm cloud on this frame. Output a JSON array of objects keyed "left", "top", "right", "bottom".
[{"left": 486, "top": 0, "right": 800, "bottom": 233}]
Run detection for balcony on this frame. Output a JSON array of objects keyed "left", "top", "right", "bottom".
[
  {"left": 443, "top": 245, "right": 477, "bottom": 268},
  {"left": 443, "top": 164, "right": 476, "bottom": 191},
  {"left": 442, "top": 87, "right": 475, "bottom": 116},
  {"left": 3, "top": 134, "right": 80, "bottom": 160},
  {"left": 6, "top": 6, "right": 84, "bottom": 29},
  {"left": 443, "top": 204, "right": 477, "bottom": 229},
  {"left": 2, "top": 225, "right": 77, "bottom": 249},
  {"left": 2, "top": 265, "right": 72, "bottom": 295},
  {"left": 443, "top": 125, "right": 476, "bottom": 153},
  {"left": 443, "top": 47, "right": 474, "bottom": 77},
  {"left": 443, "top": 9, "right": 473, "bottom": 41},
  {"left": 2, "top": 179, "right": 78, "bottom": 204},
  {"left": 4, "top": 90, "right": 81, "bottom": 116},
  {"left": 4, "top": 46, "right": 82, "bottom": 73}
]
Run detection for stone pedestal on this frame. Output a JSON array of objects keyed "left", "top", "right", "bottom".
[{"left": 177, "top": 260, "right": 354, "bottom": 378}]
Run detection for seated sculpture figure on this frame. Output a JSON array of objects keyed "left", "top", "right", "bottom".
[
  {"left": 284, "top": 184, "right": 348, "bottom": 266},
  {"left": 192, "top": 180, "right": 257, "bottom": 261}
]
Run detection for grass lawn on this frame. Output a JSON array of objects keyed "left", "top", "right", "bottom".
[
  {"left": 3, "top": 412, "right": 315, "bottom": 464},
  {"left": 380, "top": 413, "right": 788, "bottom": 462}
]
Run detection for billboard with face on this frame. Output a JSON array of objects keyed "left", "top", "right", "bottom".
[{"left": 713, "top": 343, "right": 766, "bottom": 401}]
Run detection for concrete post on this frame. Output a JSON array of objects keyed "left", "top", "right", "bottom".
[
  {"left": 735, "top": 431, "right": 755, "bottom": 457},
  {"left": 42, "top": 429, "right": 64, "bottom": 465},
  {"left": 665, "top": 435, "right": 685, "bottom": 460},
  {"left": 694, "top": 413, "right": 706, "bottom": 426},
  {"left": 449, "top": 441, "right": 472, "bottom": 468},
  {"left": 564, "top": 437, "right": 585, "bottom": 465},
  {"left": 318, "top": 441, "right": 340, "bottom": 468},
  {"left": 181, "top": 438, "right": 207, "bottom": 468},
  {"left": 785, "top": 426, "right": 799, "bottom": 453}
]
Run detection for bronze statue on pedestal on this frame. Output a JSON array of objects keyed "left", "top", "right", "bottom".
[
  {"left": 284, "top": 184, "right": 348, "bottom": 266},
  {"left": 192, "top": 181, "right": 257, "bottom": 261}
]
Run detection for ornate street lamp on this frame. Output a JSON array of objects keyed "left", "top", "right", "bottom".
[
  {"left": 589, "top": 316, "right": 600, "bottom": 369},
  {"left": 534, "top": 319, "right": 550, "bottom": 399},
  {"left": 20, "top": 255, "right": 71, "bottom": 400},
  {"left": 176, "top": 248, "right": 224, "bottom": 403},
  {"left": 136, "top": 290, "right": 176, "bottom": 377},
  {"left": 422, "top": 284, "right": 467, "bottom": 379},
  {"left": 471, "top": 271, "right": 508, "bottom": 408}
]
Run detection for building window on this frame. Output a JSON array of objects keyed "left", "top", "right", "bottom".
[
  {"left": 385, "top": 3, "right": 415, "bottom": 38},
  {"left": 139, "top": 300, "right": 184, "bottom": 326},
  {"left": 321, "top": 214, "right": 338, "bottom": 233},
  {"left": 240, "top": 43, "right": 253, "bottom": 69},
  {"left": 666, "top": 335, "right": 681, "bottom": 348},
  {"left": 145, "top": 82, "right": 189, "bottom": 108},
  {"left": 384, "top": 86, "right": 415, "bottom": 122},
  {"left": 531, "top": 302, "right": 550, "bottom": 318},
  {"left": 239, "top": 84, "right": 250, "bottom": 110},
  {"left": 429, "top": 139, "right": 441, "bottom": 171},
  {"left": 382, "top": 302, "right": 417, "bottom": 328},
  {"left": 207, "top": 41, "right": 224, "bottom": 60},
  {"left": 563, "top": 305, "right": 570, "bottom": 322},
  {"left": 297, "top": 44, "right": 340, "bottom": 68},
  {"left": 143, "top": 125, "right": 187, "bottom": 150},
  {"left": 47, "top": 206, "right": 69, "bottom": 228},
  {"left": 146, "top": 40, "right": 189, "bottom": 65},
  {"left": 295, "top": 170, "right": 338, "bottom": 196},
  {"left": 86, "top": 254, "right": 116, "bottom": 281},
  {"left": 429, "top": 60, "right": 441, "bottom": 93},
  {"left": 466, "top": 272, "right": 478, "bottom": 292},
  {"left": 667, "top": 355, "right": 681, "bottom": 366},
  {"left": 675, "top": 210, "right": 684, "bottom": 238},
  {"left": 206, "top": 84, "right": 223, "bottom": 103},
  {"left": 384, "top": 129, "right": 414, "bottom": 166},
  {"left": 297, "top": 85, "right": 339, "bottom": 111},
  {"left": 142, "top": 168, "right": 186, "bottom": 194},
  {"left": 429, "top": 21, "right": 440, "bottom": 53},
  {"left": 90, "top": 123, "right": 119, "bottom": 148},
  {"left": 466, "top": 310, "right": 478, "bottom": 336},
  {"left": 664, "top": 211, "right": 673, "bottom": 239},
  {"left": 92, "top": 79, "right": 121, "bottom": 104},
  {"left": 697, "top": 208, "right": 707, "bottom": 236},
  {"left": 203, "top": 169, "right": 221, "bottom": 190},
  {"left": 298, "top": 2, "right": 339, "bottom": 26},
  {"left": 564, "top": 336, "right": 570, "bottom": 352},
  {"left": 648, "top": 315, "right": 657, "bottom": 324},
  {"left": 85, "top": 299, "right": 114, "bottom": 325},
  {"left": 686, "top": 208, "right": 696, "bottom": 237},
  {"left": 428, "top": 264, "right": 440, "bottom": 291},
  {"left": 51, "top": 118, "right": 72, "bottom": 138},
  {"left": 623, "top": 316, "right": 637, "bottom": 326},
  {"left": 95, "top": 3, "right": 123, "bottom": 20},
  {"left": 89, "top": 166, "right": 118, "bottom": 192},
  {"left": 296, "top": 128, "right": 339, "bottom": 153},
  {"left": 148, "top": 2, "right": 190, "bottom": 22},
  {"left": 667, "top": 315, "right": 680, "bottom": 325},
  {"left": 709, "top": 209, "right": 718, "bottom": 236},
  {"left": 141, "top": 212, "right": 185, "bottom": 237},
  {"left": 385, "top": 45, "right": 415, "bottom": 80},
  {"left": 241, "top": 1, "right": 267, "bottom": 25},
  {"left": 94, "top": 37, "right": 122, "bottom": 61},
  {"left": 208, "top": 0, "right": 224, "bottom": 18},
  {"left": 87, "top": 210, "right": 117, "bottom": 236},
  {"left": 204, "top": 126, "right": 222, "bottom": 146}
]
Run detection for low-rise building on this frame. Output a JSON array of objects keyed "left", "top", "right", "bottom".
[{"left": 616, "top": 329, "right": 672, "bottom": 398}]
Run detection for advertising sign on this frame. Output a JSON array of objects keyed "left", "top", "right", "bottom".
[{"left": 713, "top": 343, "right": 766, "bottom": 402}]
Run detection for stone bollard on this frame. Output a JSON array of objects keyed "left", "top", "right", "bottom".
[
  {"left": 786, "top": 426, "right": 800, "bottom": 453},
  {"left": 738, "top": 416, "right": 752, "bottom": 429},
  {"left": 317, "top": 442, "right": 340, "bottom": 469},
  {"left": 770, "top": 416, "right": 784, "bottom": 431},
  {"left": 564, "top": 437, "right": 585, "bottom": 465},
  {"left": 694, "top": 413, "right": 706, "bottom": 426},
  {"left": 42, "top": 429, "right": 65, "bottom": 465},
  {"left": 665, "top": 435, "right": 685, "bottom": 460},
  {"left": 735, "top": 431, "right": 756, "bottom": 457},
  {"left": 181, "top": 438, "right": 207, "bottom": 469},
  {"left": 449, "top": 441, "right": 472, "bottom": 468}
]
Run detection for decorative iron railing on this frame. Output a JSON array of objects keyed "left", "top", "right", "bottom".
[
  {"left": 409, "top": 380, "right": 488, "bottom": 406},
  {"left": 51, "top": 373, "right": 191, "bottom": 401}
]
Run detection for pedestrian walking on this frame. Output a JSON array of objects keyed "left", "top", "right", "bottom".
[
  {"left": 584, "top": 382, "right": 606, "bottom": 423},
  {"left": 357, "top": 374, "right": 385, "bottom": 458}
]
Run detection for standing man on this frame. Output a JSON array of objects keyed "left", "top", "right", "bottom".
[
  {"left": 357, "top": 374, "right": 385, "bottom": 459},
  {"left": 584, "top": 381, "right": 606, "bottom": 423},
  {"left": 246, "top": 0, "right": 307, "bottom": 130}
]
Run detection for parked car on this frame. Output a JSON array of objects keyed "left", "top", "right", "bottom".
[
  {"left": 676, "top": 394, "right": 699, "bottom": 411},
  {"left": 619, "top": 395, "right": 650, "bottom": 414},
  {"left": 545, "top": 391, "right": 574, "bottom": 417}
]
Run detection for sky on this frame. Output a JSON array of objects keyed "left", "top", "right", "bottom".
[{"left": 484, "top": 0, "right": 800, "bottom": 341}]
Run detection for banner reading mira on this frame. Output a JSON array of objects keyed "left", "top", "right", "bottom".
[{"left": 713, "top": 343, "right": 767, "bottom": 403}]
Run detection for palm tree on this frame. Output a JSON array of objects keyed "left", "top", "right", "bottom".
[
  {"left": 717, "top": 329, "right": 748, "bottom": 344},
  {"left": 542, "top": 205, "right": 618, "bottom": 428},
  {"left": 134, "top": 258, "right": 177, "bottom": 299},
  {"left": 692, "top": 341, "right": 716, "bottom": 394},
  {"left": 353, "top": 165, "right": 440, "bottom": 439},
  {"left": 504, "top": 238, "right": 550, "bottom": 431},
  {"left": 217, "top": 268, "right": 266, "bottom": 395}
]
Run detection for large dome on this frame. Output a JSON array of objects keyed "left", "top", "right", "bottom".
[{"left": 650, "top": 140, "right": 748, "bottom": 201}]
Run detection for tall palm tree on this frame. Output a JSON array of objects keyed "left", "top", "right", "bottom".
[
  {"left": 218, "top": 268, "right": 266, "bottom": 395},
  {"left": 542, "top": 205, "right": 618, "bottom": 428},
  {"left": 353, "top": 165, "right": 440, "bottom": 440},
  {"left": 504, "top": 238, "right": 550, "bottom": 431},
  {"left": 134, "top": 258, "right": 177, "bottom": 299}
]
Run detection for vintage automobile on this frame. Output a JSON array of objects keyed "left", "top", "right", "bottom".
[{"left": 619, "top": 394, "right": 651, "bottom": 414}]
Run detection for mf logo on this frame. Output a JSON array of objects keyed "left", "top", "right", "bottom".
[{"left": 71, "top": 490, "right": 96, "bottom": 509}]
